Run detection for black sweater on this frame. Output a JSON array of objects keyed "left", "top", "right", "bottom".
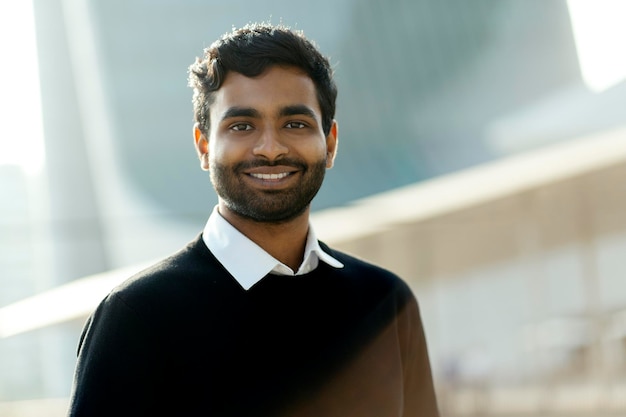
[{"left": 68, "top": 235, "right": 439, "bottom": 416}]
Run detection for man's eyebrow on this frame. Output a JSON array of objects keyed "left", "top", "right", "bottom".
[
  {"left": 279, "top": 105, "right": 318, "bottom": 119},
  {"left": 220, "top": 107, "right": 261, "bottom": 121}
]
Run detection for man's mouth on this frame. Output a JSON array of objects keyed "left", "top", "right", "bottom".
[{"left": 249, "top": 172, "right": 291, "bottom": 180}]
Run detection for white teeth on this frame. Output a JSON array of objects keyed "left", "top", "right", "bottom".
[{"left": 250, "top": 172, "right": 290, "bottom": 180}]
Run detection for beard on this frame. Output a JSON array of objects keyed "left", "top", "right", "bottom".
[{"left": 210, "top": 157, "right": 327, "bottom": 223}]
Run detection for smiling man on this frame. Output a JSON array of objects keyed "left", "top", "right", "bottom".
[{"left": 67, "top": 23, "right": 439, "bottom": 417}]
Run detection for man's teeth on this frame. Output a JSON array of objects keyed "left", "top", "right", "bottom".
[{"left": 250, "top": 172, "right": 290, "bottom": 180}]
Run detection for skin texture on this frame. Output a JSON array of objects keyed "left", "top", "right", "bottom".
[{"left": 194, "top": 65, "right": 338, "bottom": 270}]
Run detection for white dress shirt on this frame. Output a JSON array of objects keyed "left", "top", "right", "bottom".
[{"left": 202, "top": 206, "right": 344, "bottom": 290}]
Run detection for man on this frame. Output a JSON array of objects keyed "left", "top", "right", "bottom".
[{"left": 68, "top": 23, "right": 439, "bottom": 416}]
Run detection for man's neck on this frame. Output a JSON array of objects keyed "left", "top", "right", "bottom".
[{"left": 217, "top": 203, "right": 310, "bottom": 271}]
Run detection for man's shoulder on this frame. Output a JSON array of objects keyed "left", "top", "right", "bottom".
[
  {"left": 320, "top": 241, "right": 395, "bottom": 275},
  {"left": 109, "top": 234, "right": 237, "bottom": 305},
  {"left": 117, "top": 234, "right": 204, "bottom": 281},
  {"left": 81, "top": 234, "right": 243, "bottom": 342},
  {"left": 319, "top": 241, "right": 412, "bottom": 291}
]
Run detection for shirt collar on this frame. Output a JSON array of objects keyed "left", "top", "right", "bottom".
[{"left": 202, "top": 206, "right": 343, "bottom": 290}]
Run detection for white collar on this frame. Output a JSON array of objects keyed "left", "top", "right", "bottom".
[{"left": 202, "top": 206, "right": 344, "bottom": 290}]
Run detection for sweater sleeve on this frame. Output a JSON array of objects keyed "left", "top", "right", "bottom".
[
  {"left": 67, "top": 292, "right": 162, "bottom": 417},
  {"left": 400, "top": 293, "right": 440, "bottom": 417}
]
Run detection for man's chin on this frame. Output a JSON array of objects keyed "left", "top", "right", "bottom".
[{"left": 227, "top": 202, "right": 310, "bottom": 224}]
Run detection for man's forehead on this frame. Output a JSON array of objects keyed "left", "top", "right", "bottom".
[
  {"left": 218, "top": 66, "right": 314, "bottom": 92},
  {"left": 211, "top": 67, "right": 322, "bottom": 118},
  {"left": 223, "top": 64, "right": 309, "bottom": 81}
]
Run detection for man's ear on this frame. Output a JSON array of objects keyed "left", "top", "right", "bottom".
[
  {"left": 193, "top": 123, "right": 210, "bottom": 171},
  {"left": 325, "top": 120, "right": 338, "bottom": 169}
]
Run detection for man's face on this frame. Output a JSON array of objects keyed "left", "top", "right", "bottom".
[{"left": 195, "top": 65, "right": 338, "bottom": 223}]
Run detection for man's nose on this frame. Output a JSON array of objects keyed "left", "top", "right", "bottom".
[{"left": 252, "top": 128, "right": 289, "bottom": 161}]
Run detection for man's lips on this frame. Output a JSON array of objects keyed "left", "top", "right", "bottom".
[
  {"left": 249, "top": 172, "right": 291, "bottom": 180},
  {"left": 243, "top": 165, "right": 300, "bottom": 182}
]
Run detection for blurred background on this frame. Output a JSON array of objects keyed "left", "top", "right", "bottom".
[{"left": 1, "top": 0, "right": 625, "bottom": 415}]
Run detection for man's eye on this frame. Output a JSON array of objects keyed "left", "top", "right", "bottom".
[
  {"left": 231, "top": 123, "right": 252, "bottom": 131},
  {"left": 285, "top": 122, "right": 306, "bottom": 129}
]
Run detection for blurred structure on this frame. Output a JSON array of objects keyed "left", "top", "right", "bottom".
[
  {"left": 314, "top": 128, "right": 626, "bottom": 416},
  {"left": 1, "top": 0, "right": 626, "bottom": 416}
]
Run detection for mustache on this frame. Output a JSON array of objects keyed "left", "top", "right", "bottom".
[{"left": 233, "top": 158, "right": 308, "bottom": 171}]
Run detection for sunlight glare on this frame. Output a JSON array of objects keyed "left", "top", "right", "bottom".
[
  {"left": 0, "top": 0, "right": 45, "bottom": 175},
  {"left": 567, "top": 0, "right": 626, "bottom": 93}
]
